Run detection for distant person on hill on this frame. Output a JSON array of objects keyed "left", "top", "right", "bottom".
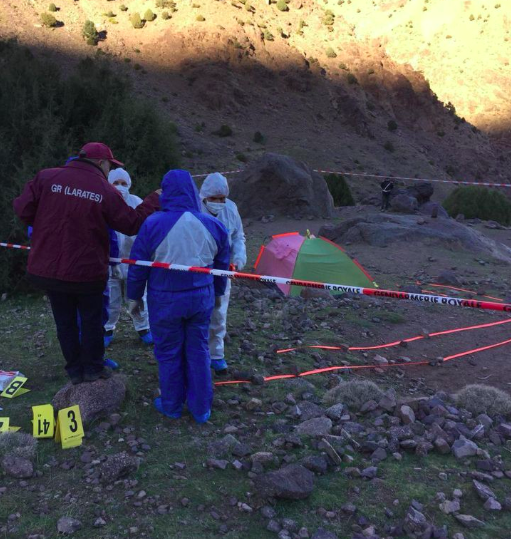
[
  {"left": 13, "top": 142, "right": 161, "bottom": 385},
  {"left": 127, "top": 170, "right": 230, "bottom": 424},
  {"left": 380, "top": 178, "right": 394, "bottom": 211},
  {"left": 104, "top": 168, "right": 153, "bottom": 348},
  {"left": 199, "top": 173, "right": 246, "bottom": 375}
]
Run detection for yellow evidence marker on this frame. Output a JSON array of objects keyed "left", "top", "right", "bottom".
[
  {"left": 0, "top": 417, "right": 10, "bottom": 433},
  {"left": 32, "top": 404, "right": 55, "bottom": 439},
  {"left": 55, "top": 405, "right": 84, "bottom": 449},
  {"left": 1, "top": 376, "right": 30, "bottom": 398}
]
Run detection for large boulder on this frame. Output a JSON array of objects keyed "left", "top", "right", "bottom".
[
  {"left": 52, "top": 376, "right": 127, "bottom": 426},
  {"left": 319, "top": 213, "right": 511, "bottom": 263},
  {"left": 418, "top": 201, "right": 449, "bottom": 219},
  {"left": 390, "top": 194, "right": 419, "bottom": 214},
  {"left": 229, "top": 153, "right": 334, "bottom": 219},
  {"left": 406, "top": 182, "right": 434, "bottom": 204},
  {"left": 254, "top": 464, "right": 315, "bottom": 500}
]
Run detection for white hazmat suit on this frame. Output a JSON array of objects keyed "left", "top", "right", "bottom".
[
  {"left": 200, "top": 173, "right": 246, "bottom": 369},
  {"left": 105, "top": 168, "right": 150, "bottom": 338}
]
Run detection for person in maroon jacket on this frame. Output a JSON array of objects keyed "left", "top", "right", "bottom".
[{"left": 13, "top": 142, "right": 161, "bottom": 385}]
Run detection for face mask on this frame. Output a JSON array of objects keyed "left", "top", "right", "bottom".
[
  {"left": 115, "top": 185, "right": 129, "bottom": 200},
  {"left": 205, "top": 201, "right": 225, "bottom": 215}
]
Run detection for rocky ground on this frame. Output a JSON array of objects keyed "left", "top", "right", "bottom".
[{"left": 0, "top": 200, "right": 511, "bottom": 538}]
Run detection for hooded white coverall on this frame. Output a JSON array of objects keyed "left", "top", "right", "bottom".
[
  {"left": 105, "top": 169, "right": 150, "bottom": 334},
  {"left": 200, "top": 173, "right": 246, "bottom": 361}
]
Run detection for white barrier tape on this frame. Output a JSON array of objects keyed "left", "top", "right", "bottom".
[
  {"left": 3, "top": 244, "right": 510, "bottom": 313},
  {"left": 314, "top": 169, "right": 511, "bottom": 188},
  {"left": 191, "top": 170, "right": 243, "bottom": 179}
]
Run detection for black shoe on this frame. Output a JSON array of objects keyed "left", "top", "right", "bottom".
[
  {"left": 83, "top": 367, "right": 113, "bottom": 383},
  {"left": 70, "top": 373, "right": 83, "bottom": 385}
]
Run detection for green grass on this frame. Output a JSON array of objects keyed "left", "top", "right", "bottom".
[{"left": 2, "top": 295, "right": 511, "bottom": 537}]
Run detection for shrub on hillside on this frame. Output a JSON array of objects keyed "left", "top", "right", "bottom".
[
  {"left": 323, "top": 380, "right": 383, "bottom": 411},
  {"left": 325, "top": 47, "right": 337, "bottom": 58},
  {"left": 40, "top": 13, "right": 58, "bottom": 27},
  {"left": 253, "top": 131, "right": 265, "bottom": 144},
  {"left": 196, "top": 15, "right": 206, "bottom": 21},
  {"left": 82, "top": 20, "right": 99, "bottom": 46},
  {"left": 455, "top": 384, "right": 511, "bottom": 417},
  {"left": 144, "top": 9, "right": 156, "bottom": 21},
  {"left": 324, "top": 174, "right": 355, "bottom": 206},
  {"left": 0, "top": 432, "right": 37, "bottom": 461},
  {"left": 120, "top": 5, "right": 128, "bottom": 11},
  {"left": 276, "top": 0, "right": 289, "bottom": 12},
  {"left": 443, "top": 186, "right": 511, "bottom": 225},
  {"left": 387, "top": 120, "right": 398, "bottom": 131},
  {"left": 155, "top": 0, "right": 174, "bottom": 7},
  {"left": 48, "top": 3, "right": 57, "bottom": 12},
  {"left": 213, "top": 125, "right": 233, "bottom": 137},
  {"left": 0, "top": 41, "right": 179, "bottom": 293},
  {"left": 130, "top": 13, "right": 145, "bottom": 28},
  {"left": 162, "top": 11, "right": 171, "bottom": 20}
]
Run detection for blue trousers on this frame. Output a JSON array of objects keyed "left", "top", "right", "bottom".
[{"left": 148, "top": 285, "right": 214, "bottom": 418}]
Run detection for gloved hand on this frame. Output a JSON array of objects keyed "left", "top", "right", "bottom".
[
  {"left": 215, "top": 296, "right": 222, "bottom": 309},
  {"left": 111, "top": 264, "right": 123, "bottom": 280},
  {"left": 128, "top": 299, "right": 145, "bottom": 318},
  {"left": 233, "top": 260, "right": 245, "bottom": 271}
]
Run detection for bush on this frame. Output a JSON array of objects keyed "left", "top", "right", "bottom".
[
  {"left": 196, "top": 15, "right": 206, "bottom": 21},
  {"left": 384, "top": 141, "right": 395, "bottom": 152},
  {"left": 82, "top": 20, "right": 99, "bottom": 46},
  {"left": 323, "top": 380, "right": 383, "bottom": 411},
  {"left": 0, "top": 432, "right": 37, "bottom": 461},
  {"left": 325, "top": 47, "right": 337, "bottom": 58},
  {"left": 455, "top": 384, "right": 511, "bottom": 417},
  {"left": 236, "top": 153, "right": 248, "bottom": 163},
  {"left": 324, "top": 174, "right": 355, "bottom": 206},
  {"left": 263, "top": 29, "right": 274, "bottom": 41},
  {"left": 0, "top": 41, "right": 180, "bottom": 293},
  {"left": 156, "top": 0, "right": 174, "bottom": 7},
  {"left": 120, "top": 4, "right": 128, "bottom": 11},
  {"left": 48, "top": 3, "right": 57, "bottom": 12},
  {"left": 387, "top": 120, "right": 398, "bottom": 131},
  {"left": 253, "top": 131, "right": 265, "bottom": 144},
  {"left": 213, "top": 125, "right": 233, "bottom": 137},
  {"left": 276, "top": 0, "right": 289, "bottom": 11},
  {"left": 40, "top": 12, "right": 58, "bottom": 27},
  {"left": 130, "top": 13, "right": 145, "bottom": 28},
  {"left": 162, "top": 11, "right": 171, "bottom": 19},
  {"left": 346, "top": 73, "right": 358, "bottom": 84},
  {"left": 443, "top": 186, "right": 511, "bottom": 225},
  {"left": 144, "top": 9, "right": 156, "bottom": 21},
  {"left": 323, "top": 9, "right": 335, "bottom": 25}
]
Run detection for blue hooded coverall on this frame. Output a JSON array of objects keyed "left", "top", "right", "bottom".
[{"left": 127, "top": 170, "right": 230, "bottom": 423}]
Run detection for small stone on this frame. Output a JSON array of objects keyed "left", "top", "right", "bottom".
[
  {"left": 325, "top": 403, "right": 345, "bottom": 421},
  {"left": 452, "top": 438, "right": 478, "bottom": 459},
  {"left": 94, "top": 517, "right": 107, "bottom": 527},
  {"left": 246, "top": 398, "right": 263, "bottom": 411},
  {"left": 373, "top": 354, "right": 388, "bottom": 365},
  {"left": 453, "top": 534, "right": 465, "bottom": 539},
  {"left": 311, "top": 528, "right": 337, "bottom": 539},
  {"left": 453, "top": 489, "right": 463, "bottom": 498},
  {"left": 261, "top": 506, "right": 277, "bottom": 519},
  {"left": 267, "top": 519, "right": 281, "bottom": 533},
  {"left": 434, "top": 438, "right": 451, "bottom": 455},
  {"left": 361, "top": 466, "right": 377, "bottom": 479},
  {"left": 206, "top": 459, "right": 229, "bottom": 470},
  {"left": 399, "top": 405, "right": 415, "bottom": 425},
  {"left": 455, "top": 514, "right": 485, "bottom": 528},
  {"left": 439, "top": 499, "right": 460, "bottom": 514},
  {"left": 296, "top": 417, "right": 332, "bottom": 437},
  {"left": 57, "top": 517, "right": 82, "bottom": 535},
  {"left": 1, "top": 455, "right": 33, "bottom": 479},
  {"left": 341, "top": 502, "right": 357, "bottom": 515},
  {"left": 473, "top": 480, "right": 496, "bottom": 501},
  {"left": 483, "top": 498, "right": 501, "bottom": 511}
]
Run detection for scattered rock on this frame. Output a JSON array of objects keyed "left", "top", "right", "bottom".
[
  {"left": 296, "top": 417, "right": 332, "bottom": 437},
  {"left": 57, "top": 517, "right": 82, "bottom": 535},
  {"left": 311, "top": 528, "right": 337, "bottom": 539},
  {"left": 325, "top": 404, "right": 345, "bottom": 421},
  {"left": 98, "top": 452, "right": 139, "bottom": 483},
  {"left": 452, "top": 438, "right": 478, "bottom": 459},
  {"left": 455, "top": 514, "right": 485, "bottom": 528},
  {"left": 1, "top": 455, "right": 33, "bottom": 479},
  {"left": 53, "top": 376, "right": 127, "bottom": 425},
  {"left": 254, "top": 464, "right": 315, "bottom": 500},
  {"left": 390, "top": 194, "right": 419, "bottom": 214},
  {"left": 399, "top": 405, "right": 415, "bottom": 424},
  {"left": 472, "top": 480, "right": 497, "bottom": 502},
  {"left": 439, "top": 499, "right": 460, "bottom": 515},
  {"left": 483, "top": 498, "right": 501, "bottom": 511}
]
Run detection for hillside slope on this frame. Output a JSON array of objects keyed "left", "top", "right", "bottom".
[{"left": 1, "top": 0, "right": 509, "bottom": 188}]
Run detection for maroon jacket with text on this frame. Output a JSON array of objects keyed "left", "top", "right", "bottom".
[{"left": 13, "top": 159, "right": 159, "bottom": 283}]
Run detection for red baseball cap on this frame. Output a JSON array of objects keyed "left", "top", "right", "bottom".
[{"left": 79, "top": 142, "right": 124, "bottom": 167}]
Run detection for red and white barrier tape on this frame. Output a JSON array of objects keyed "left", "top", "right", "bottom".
[
  {"left": 191, "top": 170, "right": 243, "bottom": 179},
  {"left": 314, "top": 169, "right": 511, "bottom": 188},
  {"left": 188, "top": 167, "right": 511, "bottom": 188},
  {"left": 2, "top": 243, "right": 510, "bottom": 313}
]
